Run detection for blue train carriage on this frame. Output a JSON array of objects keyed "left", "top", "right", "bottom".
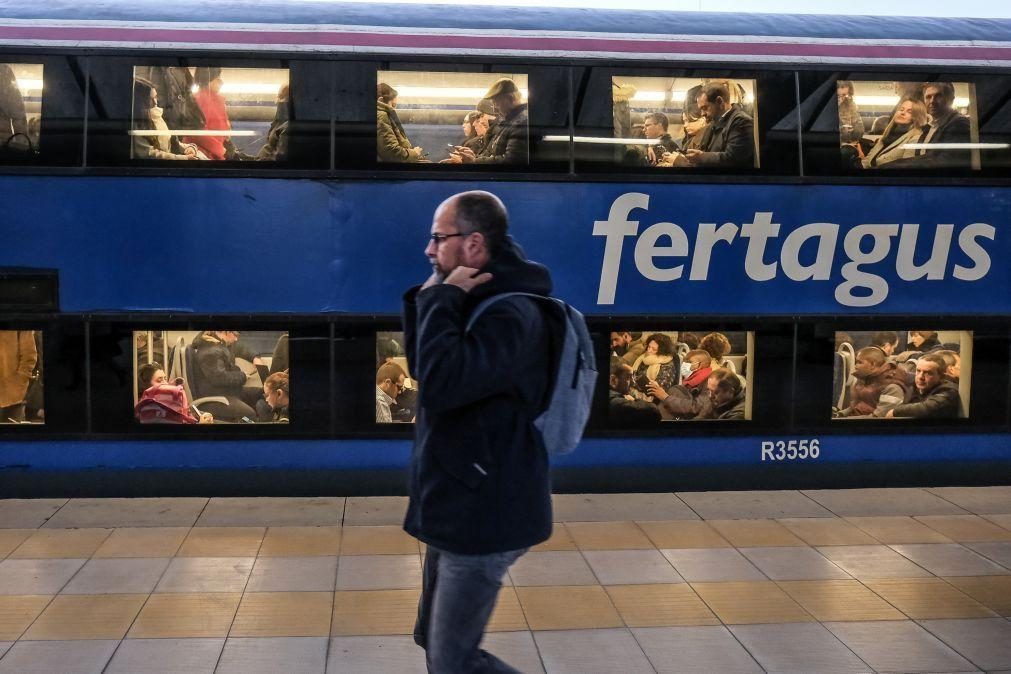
[{"left": 0, "top": 0, "right": 1010, "bottom": 495}]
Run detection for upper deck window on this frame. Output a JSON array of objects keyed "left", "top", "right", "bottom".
[
  {"left": 375, "top": 71, "right": 530, "bottom": 166},
  {"left": 0, "top": 63, "right": 42, "bottom": 158},
  {"left": 608, "top": 76, "right": 760, "bottom": 170},
  {"left": 130, "top": 66, "right": 290, "bottom": 162},
  {"left": 838, "top": 80, "right": 981, "bottom": 171}
]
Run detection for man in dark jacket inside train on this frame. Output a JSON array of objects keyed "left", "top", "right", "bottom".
[
  {"left": 887, "top": 353, "right": 961, "bottom": 419},
  {"left": 403, "top": 190, "right": 554, "bottom": 672},
  {"left": 685, "top": 83, "right": 755, "bottom": 168},
  {"left": 444, "top": 78, "right": 528, "bottom": 165},
  {"left": 705, "top": 368, "right": 746, "bottom": 420}
]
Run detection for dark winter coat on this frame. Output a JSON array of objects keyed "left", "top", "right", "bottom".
[
  {"left": 891, "top": 380, "right": 961, "bottom": 419},
  {"left": 475, "top": 103, "right": 528, "bottom": 164},
  {"left": 190, "top": 332, "right": 247, "bottom": 398},
  {"left": 376, "top": 100, "right": 416, "bottom": 162},
  {"left": 694, "top": 106, "right": 755, "bottom": 167},
  {"left": 713, "top": 390, "right": 747, "bottom": 420},
  {"left": 402, "top": 237, "right": 555, "bottom": 554}
]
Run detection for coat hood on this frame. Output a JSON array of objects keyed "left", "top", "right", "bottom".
[
  {"left": 192, "top": 331, "right": 223, "bottom": 348},
  {"left": 469, "top": 235, "right": 552, "bottom": 303}
]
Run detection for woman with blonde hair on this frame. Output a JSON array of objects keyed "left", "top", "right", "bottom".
[{"left": 862, "top": 97, "right": 928, "bottom": 168}]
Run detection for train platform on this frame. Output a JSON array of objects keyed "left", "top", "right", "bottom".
[{"left": 0, "top": 487, "right": 1009, "bottom": 673}]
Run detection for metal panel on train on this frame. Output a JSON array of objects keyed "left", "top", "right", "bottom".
[{"left": 0, "top": 177, "right": 1005, "bottom": 316}]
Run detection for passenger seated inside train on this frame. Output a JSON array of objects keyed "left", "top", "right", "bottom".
[
  {"left": 837, "top": 80, "right": 865, "bottom": 169},
  {"left": 886, "top": 354, "right": 961, "bottom": 419},
  {"left": 377, "top": 83, "right": 426, "bottom": 163},
  {"left": 131, "top": 65, "right": 288, "bottom": 162},
  {"left": 131, "top": 78, "right": 200, "bottom": 161},
  {"left": 611, "top": 76, "right": 758, "bottom": 170},
  {"left": 377, "top": 71, "right": 529, "bottom": 164},
  {"left": 261, "top": 371, "right": 289, "bottom": 423},
  {"left": 833, "top": 329, "right": 969, "bottom": 420},
  {"left": 0, "top": 63, "right": 42, "bottom": 156},
  {"left": 834, "top": 347, "right": 908, "bottom": 419},
  {"left": 609, "top": 329, "right": 752, "bottom": 423},
  {"left": 376, "top": 361, "right": 408, "bottom": 424},
  {"left": 442, "top": 78, "right": 528, "bottom": 165},
  {"left": 609, "top": 360, "right": 661, "bottom": 426},
  {"left": 702, "top": 368, "right": 746, "bottom": 420},
  {"left": 460, "top": 110, "right": 495, "bottom": 156},
  {"left": 845, "top": 80, "right": 977, "bottom": 171},
  {"left": 629, "top": 333, "right": 679, "bottom": 404},
  {"left": 649, "top": 350, "right": 715, "bottom": 420}
]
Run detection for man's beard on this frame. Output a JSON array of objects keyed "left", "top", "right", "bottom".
[
  {"left": 430, "top": 261, "right": 448, "bottom": 284},
  {"left": 613, "top": 344, "right": 627, "bottom": 357}
]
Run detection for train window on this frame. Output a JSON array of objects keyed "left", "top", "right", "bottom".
[
  {"left": 606, "top": 76, "right": 760, "bottom": 170},
  {"left": 797, "top": 72, "right": 1011, "bottom": 176},
  {"left": 375, "top": 70, "right": 530, "bottom": 166},
  {"left": 837, "top": 80, "right": 980, "bottom": 171},
  {"left": 0, "top": 63, "right": 42, "bottom": 160},
  {"left": 573, "top": 67, "right": 797, "bottom": 175},
  {"left": 133, "top": 330, "right": 289, "bottom": 424},
  {"left": 130, "top": 66, "right": 290, "bottom": 162},
  {"left": 375, "top": 331, "right": 415, "bottom": 424},
  {"left": 0, "top": 330, "right": 43, "bottom": 425},
  {"left": 608, "top": 330, "right": 753, "bottom": 425},
  {"left": 832, "top": 330, "right": 971, "bottom": 420}
]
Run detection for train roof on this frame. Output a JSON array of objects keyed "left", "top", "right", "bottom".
[{"left": 1, "top": 0, "right": 1011, "bottom": 66}]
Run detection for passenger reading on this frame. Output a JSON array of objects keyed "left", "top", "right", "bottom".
[
  {"left": 376, "top": 332, "right": 416, "bottom": 423},
  {"left": 609, "top": 330, "right": 752, "bottom": 426},
  {"left": 832, "top": 330, "right": 971, "bottom": 420}
]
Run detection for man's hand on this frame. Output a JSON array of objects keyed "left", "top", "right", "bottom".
[
  {"left": 646, "top": 380, "right": 668, "bottom": 401},
  {"left": 454, "top": 147, "right": 476, "bottom": 163},
  {"left": 685, "top": 148, "right": 704, "bottom": 164},
  {"left": 885, "top": 409, "right": 895, "bottom": 418},
  {"left": 444, "top": 266, "right": 493, "bottom": 292}
]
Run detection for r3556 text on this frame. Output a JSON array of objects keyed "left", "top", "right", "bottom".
[{"left": 761, "top": 439, "right": 820, "bottom": 461}]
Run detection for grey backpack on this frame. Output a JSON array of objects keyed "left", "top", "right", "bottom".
[{"left": 466, "top": 292, "right": 597, "bottom": 456}]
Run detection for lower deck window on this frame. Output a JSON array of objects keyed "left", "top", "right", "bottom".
[
  {"left": 0, "top": 330, "right": 43, "bottom": 424},
  {"left": 134, "top": 330, "right": 289, "bottom": 424},
  {"left": 609, "top": 330, "right": 754, "bottom": 425},
  {"left": 832, "top": 330, "right": 971, "bottom": 420}
]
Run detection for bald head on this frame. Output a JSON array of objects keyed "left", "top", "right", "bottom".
[{"left": 436, "top": 191, "right": 508, "bottom": 258}]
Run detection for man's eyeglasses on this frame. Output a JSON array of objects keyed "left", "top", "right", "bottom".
[{"left": 429, "top": 231, "right": 470, "bottom": 246}]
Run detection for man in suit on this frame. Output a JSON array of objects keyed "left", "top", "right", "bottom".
[
  {"left": 917, "top": 82, "right": 972, "bottom": 168},
  {"left": 685, "top": 83, "right": 755, "bottom": 168}
]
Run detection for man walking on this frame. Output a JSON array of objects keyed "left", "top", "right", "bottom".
[{"left": 402, "top": 190, "right": 555, "bottom": 672}]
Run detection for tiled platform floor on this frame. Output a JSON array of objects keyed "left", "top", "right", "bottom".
[{"left": 0, "top": 488, "right": 1009, "bottom": 672}]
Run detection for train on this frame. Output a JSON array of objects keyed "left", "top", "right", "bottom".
[{"left": 1, "top": 0, "right": 1011, "bottom": 495}]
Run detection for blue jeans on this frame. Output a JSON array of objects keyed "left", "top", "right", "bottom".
[{"left": 414, "top": 545, "right": 528, "bottom": 673}]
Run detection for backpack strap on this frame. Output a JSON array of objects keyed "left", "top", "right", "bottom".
[{"left": 464, "top": 291, "right": 558, "bottom": 333}]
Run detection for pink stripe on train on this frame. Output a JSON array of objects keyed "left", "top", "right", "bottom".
[{"left": 2, "top": 24, "right": 1011, "bottom": 62}]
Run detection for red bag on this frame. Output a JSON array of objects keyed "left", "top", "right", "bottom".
[{"left": 135, "top": 383, "right": 197, "bottom": 424}]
